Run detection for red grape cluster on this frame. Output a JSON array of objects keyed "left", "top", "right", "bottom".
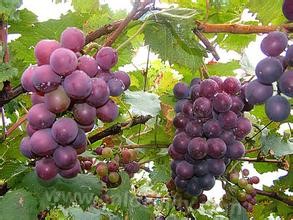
[
  {"left": 19, "top": 27, "right": 131, "bottom": 181},
  {"left": 169, "top": 76, "right": 252, "bottom": 198},
  {"left": 166, "top": 179, "right": 207, "bottom": 211},
  {"left": 223, "top": 169, "right": 259, "bottom": 212},
  {"left": 95, "top": 146, "right": 139, "bottom": 187},
  {"left": 245, "top": 31, "right": 292, "bottom": 122}
]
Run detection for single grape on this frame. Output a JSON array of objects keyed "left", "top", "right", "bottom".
[
  {"left": 35, "top": 158, "right": 58, "bottom": 181},
  {"left": 60, "top": 27, "right": 85, "bottom": 52},
  {"left": 173, "top": 113, "right": 189, "bottom": 129},
  {"left": 238, "top": 178, "right": 248, "bottom": 188},
  {"left": 233, "top": 117, "right": 252, "bottom": 139},
  {"left": 198, "top": 174, "right": 215, "bottom": 190},
  {"left": 222, "top": 77, "right": 241, "bottom": 95},
  {"left": 226, "top": 141, "right": 245, "bottom": 159},
  {"left": 44, "top": 86, "right": 70, "bottom": 113},
  {"left": 173, "top": 82, "right": 189, "bottom": 99},
  {"left": 108, "top": 172, "right": 120, "bottom": 183},
  {"left": 86, "top": 78, "right": 110, "bottom": 107},
  {"left": 198, "top": 194, "right": 208, "bottom": 204},
  {"left": 174, "top": 176, "right": 188, "bottom": 189},
  {"left": 174, "top": 99, "right": 188, "bottom": 113},
  {"left": 95, "top": 47, "right": 118, "bottom": 70},
  {"left": 108, "top": 161, "right": 119, "bottom": 172},
  {"left": 121, "top": 149, "right": 132, "bottom": 164},
  {"left": 30, "top": 129, "right": 58, "bottom": 156},
  {"left": 193, "top": 97, "right": 213, "bottom": 118},
  {"left": 20, "top": 137, "right": 34, "bottom": 158},
  {"left": 188, "top": 137, "right": 208, "bottom": 159},
  {"left": 245, "top": 184, "right": 254, "bottom": 194},
  {"left": 190, "top": 77, "right": 201, "bottom": 86},
  {"left": 70, "top": 128, "right": 87, "bottom": 148},
  {"left": 186, "top": 178, "right": 202, "bottom": 196},
  {"left": 245, "top": 80, "right": 273, "bottom": 105},
  {"left": 96, "top": 162, "right": 108, "bottom": 177},
  {"left": 21, "top": 65, "right": 38, "bottom": 92},
  {"left": 34, "top": 39, "right": 61, "bottom": 65},
  {"left": 220, "top": 130, "right": 236, "bottom": 145},
  {"left": 229, "top": 172, "right": 239, "bottom": 184},
  {"left": 75, "top": 144, "right": 87, "bottom": 155},
  {"left": 77, "top": 55, "right": 99, "bottom": 77},
  {"left": 265, "top": 95, "right": 291, "bottom": 122},
  {"left": 32, "top": 65, "right": 61, "bottom": 93},
  {"left": 207, "top": 138, "right": 227, "bottom": 158},
  {"left": 185, "top": 120, "right": 203, "bottom": 137},
  {"left": 230, "top": 96, "right": 244, "bottom": 114},
  {"left": 182, "top": 100, "right": 194, "bottom": 118},
  {"left": 260, "top": 31, "right": 288, "bottom": 57},
  {"left": 207, "top": 159, "right": 226, "bottom": 176},
  {"left": 250, "top": 176, "right": 260, "bottom": 184},
  {"left": 27, "top": 103, "right": 56, "bottom": 129},
  {"left": 96, "top": 99, "right": 119, "bottom": 122},
  {"left": 210, "top": 76, "right": 223, "bottom": 88},
  {"left": 242, "top": 169, "right": 249, "bottom": 177},
  {"left": 31, "top": 92, "right": 45, "bottom": 105},
  {"left": 124, "top": 161, "right": 140, "bottom": 174},
  {"left": 96, "top": 70, "right": 114, "bottom": 82},
  {"left": 73, "top": 103, "right": 96, "bottom": 125},
  {"left": 53, "top": 146, "right": 77, "bottom": 169},
  {"left": 59, "top": 160, "right": 81, "bottom": 178},
  {"left": 278, "top": 70, "right": 293, "bottom": 97},
  {"left": 77, "top": 122, "right": 95, "bottom": 133},
  {"left": 107, "top": 78, "right": 124, "bottom": 96},
  {"left": 63, "top": 70, "right": 92, "bottom": 100},
  {"left": 26, "top": 124, "right": 37, "bottom": 137},
  {"left": 190, "top": 84, "right": 200, "bottom": 101},
  {"left": 52, "top": 117, "right": 79, "bottom": 145},
  {"left": 173, "top": 132, "right": 191, "bottom": 154},
  {"left": 199, "top": 79, "right": 219, "bottom": 98},
  {"left": 283, "top": 0, "right": 293, "bottom": 21},
  {"left": 237, "top": 191, "right": 247, "bottom": 202},
  {"left": 176, "top": 161, "right": 194, "bottom": 179},
  {"left": 218, "top": 111, "right": 237, "bottom": 129},
  {"left": 168, "top": 144, "right": 185, "bottom": 160},
  {"left": 212, "top": 92, "right": 232, "bottom": 112},
  {"left": 114, "top": 71, "right": 131, "bottom": 90},
  {"left": 255, "top": 57, "right": 283, "bottom": 84},
  {"left": 50, "top": 48, "right": 78, "bottom": 75},
  {"left": 193, "top": 160, "right": 209, "bottom": 177},
  {"left": 102, "top": 147, "right": 113, "bottom": 159},
  {"left": 203, "top": 119, "right": 222, "bottom": 138}
]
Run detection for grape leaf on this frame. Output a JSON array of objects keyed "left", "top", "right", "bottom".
[
  {"left": 149, "top": 156, "right": 171, "bottom": 184},
  {"left": 0, "top": 0, "right": 22, "bottom": 20},
  {"left": 63, "top": 207, "right": 121, "bottom": 220},
  {"left": 261, "top": 134, "right": 293, "bottom": 158},
  {"left": 20, "top": 171, "right": 102, "bottom": 210},
  {"left": 0, "top": 189, "right": 39, "bottom": 220},
  {"left": 206, "top": 61, "right": 240, "bottom": 77},
  {"left": 0, "top": 63, "right": 18, "bottom": 81},
  {"left": 229, "top": 202, "right": 248, "bottom": 220}
]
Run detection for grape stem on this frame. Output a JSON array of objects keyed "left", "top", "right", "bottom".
[
  {"left": 88, "top": 115, "right": 152, "bottom": 143},
  {"left": 245, "top": 147, "right": 262, "bottom": 154},
  {"left": 122, "top": 143, "right": 169, "bottom": 148},
  {"left": 237, "top": 157, "right": 282, "bottom": 163},
  {"left": 255, "top": 189, "right": 293, "bottom": 206},
  {"left": 193, "top": 28, "right": 220, "bottom": 61},
  {"left": 244, "top": 121, "right": 273, "bottom": 144},
  {"left": 5, "top": 113, "right": 27, "bottom": 137},
  {"left": 196, "top": 21, "right": 293, "bottom": 34}
]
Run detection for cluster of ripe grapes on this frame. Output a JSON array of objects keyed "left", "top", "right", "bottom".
[
  {"left": 169, "top": 76, "right": 252, "bottom": 200},
  {"left": 95, "top": 146, "right": 140, "bottom": 188},
  {"left": 221, "top": 169, "right": 259, "bottom": 212},
  {"left": 19, "top": 27, "right": 130, "bottom": 181},
  {"left": 166, "top": 179, "right": 207, "bottom": 211},
  {"left": 245, "top": 31, "right": 292, "bottom": 122}
]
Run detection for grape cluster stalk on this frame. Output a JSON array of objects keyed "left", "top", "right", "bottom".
[
  {"left": 246, "top": 31, "right": 292, "bottom": 122},
  {"left": 168, "top": 76, "right": 253, "bottom": 210},
  {"left": 19, "top": 27, "right": 131, "bottom": 181}
]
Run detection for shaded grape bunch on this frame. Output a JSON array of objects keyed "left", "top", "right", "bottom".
[
  {"left": 19, "top": 26, "right": 131, "bottom": 181},
  {"left": 225, "top": 169, "right": 259, "bottom": 212},
  {"left": 245, "top": 31, "right": 291, "bottom": 122},
  {"left": 169, "top": 76, "right": 252, "bottom": 203}
]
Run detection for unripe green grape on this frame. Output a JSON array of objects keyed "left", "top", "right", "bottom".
[
  {"left": 102, "top": 147, "right": 113, "bottom": 159},
  {"left": 96, "top": 162, "right": 108, "bottom": 177},
  {"left": 108, "top": 172, "right": 120, "bottom": 183},
  {"left": 238, "top": 178, "right": 248, "bottom": 188},
  {"left": 245, "top": 184, "right": 254, "bottom": 194},
  {"left": 229, "top": 172, "right": 239, "bottom": 184},
  {"left": 237, "top": 191, "right": 247, "bottom": 202}
]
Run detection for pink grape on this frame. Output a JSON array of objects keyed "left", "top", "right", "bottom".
[
  {"left": 31, "top": 92, "right": 45, "bottom": 105},
  {"left": 96, "top": 99, "right": 118, "bottom": 122},
  {"left": 199, "top": 79, "right": 219, "bottom": 98},
  {"left": 34, "top": 39, "right": 61, "bottom": 65},
  {"left": 222, "top": 77, "right": 241, "bottom": 95},
  {"left": 71, "top": 128, "right": 87, "bottom": 149},
  {"left": 26, "top": 124, "right": 37, "bottom": 137},
  {"left": 52, "top": 118, "right": 79, "bottom": 145},
  {"left": 207, "top": 138, "right": 227, "bottom": 158},
  {"left": 260, "top": 31, "right": 288, "bottom": 57},
  {"left": 20, "top": 137, "right": 34, "bottom": 158},
  {"left": 60, "top": 27, "right": 85, "bottom": 52},
  {"left": 27, "top": 103, "right": 56, "bottom": 129},
  {"left": 86, "top": 78, "right": 110, "bottom": 107},
  {"left": 77, "top": 55, "right": 99, "bottom": 77},
  {"left": 59, "top": 160, "right": 81, "bottom": 178},
  {"left": 30, "top": 129, "right": 58, "bottom": 156},
  {"left": 73, "top": 103, "right": 96, "bottom": 125},
  {"left": 44, "top": 86, "right": 70, "bottom": 113},
  {"left": 188, "top": 137, "right": 208, "bottom": 159},
  {"left": 21, "top": 65, "right": 38, "bottom": 92},
  {"left": 114, "top": 71, "right": 131, "bottom": 90},
  {"left": 50, "top": 48, "right": 78, "bottom": 75},
  {"left": 35, "top": 158, "right": 58, "bottom": 181},
  {"left": 95, "top": 47, "right": 118, "bottom": 70},
  {"left": 212, "top": 92, "right": 232, "bottom": 112},
  {"left": 53, "top": 146, "right": 77, "bottom": 169}
]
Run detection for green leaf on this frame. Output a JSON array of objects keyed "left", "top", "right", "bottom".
[
  {"left": 108, "top": 172, "right": 154, "bottom": 220},
  {"left": 216, "top": 34, "right": 256, "bottom": 53},
  {"left": 0, "top": 0, "right": 22, "bottom": 20},
  {"left": 144, "top": 9, "right": 206, "bottom": 72},
  {"left": 253, "top": 162, "right": 278, "bottom": 174},
  {"left": 247, "top": 0, "right": 285, "bottom": 25},
  {"left": 0, "top": 63, "right": 18, "bottom": 81},
  {"left": 261, "top": 134, "right": 293, "bottom": 158},
  {"left": 124, "top": 91, "right": 161, "bottom": 116},
  {"left": 71, "top": 0, "right": 99, "bottom": 13},
  {"left": 0, "top": 189, "right": 38, "bottom": 220},
  {"left": 206, "top": 61, "right": 240, "bottom": 77},
  {"left": 63, "top": 207, "right": 121, "bottom": 220},
  {"left": 20, "top": 171, "right": 102, "bottom": 210},
  {"left": 149, "top": 156, "right": 171, "bottom": 184},
  {"left": 229, "top": 202, "right": 248, "bottom": 220}
]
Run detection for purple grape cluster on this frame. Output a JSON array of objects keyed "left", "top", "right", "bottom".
[
  {"left": 19, "top": 27, "right": 131, "bottom": 181},
  {"left": 169, "top": 76, "right": 252, "bottom": 197},
  {"left": 245, "top": 31, "right": 292, "bottom": 122}
]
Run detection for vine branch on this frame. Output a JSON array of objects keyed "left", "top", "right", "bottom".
[
  {"left": 88, "top": 115, "right": 152, "bottom": 143},
  {"left": 255, "top": 189, "right": 293, "bottom": 206},
  {"left": 237, "top": 157, "right": 282, "bottom": 163}
]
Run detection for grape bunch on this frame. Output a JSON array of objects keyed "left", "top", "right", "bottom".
[
  {"left": 19, "top": 27, "right": 131, "bottom": 181},
  {"left": 166, "top": 179, "right": 207, "bottom": 211},
  {"left": 169, "top": 76, "right": 252, "bottom": 199},
  {"left": 245, "top": 31, "right": 292, "bottom": 122},
  {"left": 95, "top": 146, "right": 139, "bottom": 188},
  {"left": 221, "top": 169, "right": 259, "bottom": 212},
  {"left": 283, "top": 0, "right": 293, "bottom": 21}
]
